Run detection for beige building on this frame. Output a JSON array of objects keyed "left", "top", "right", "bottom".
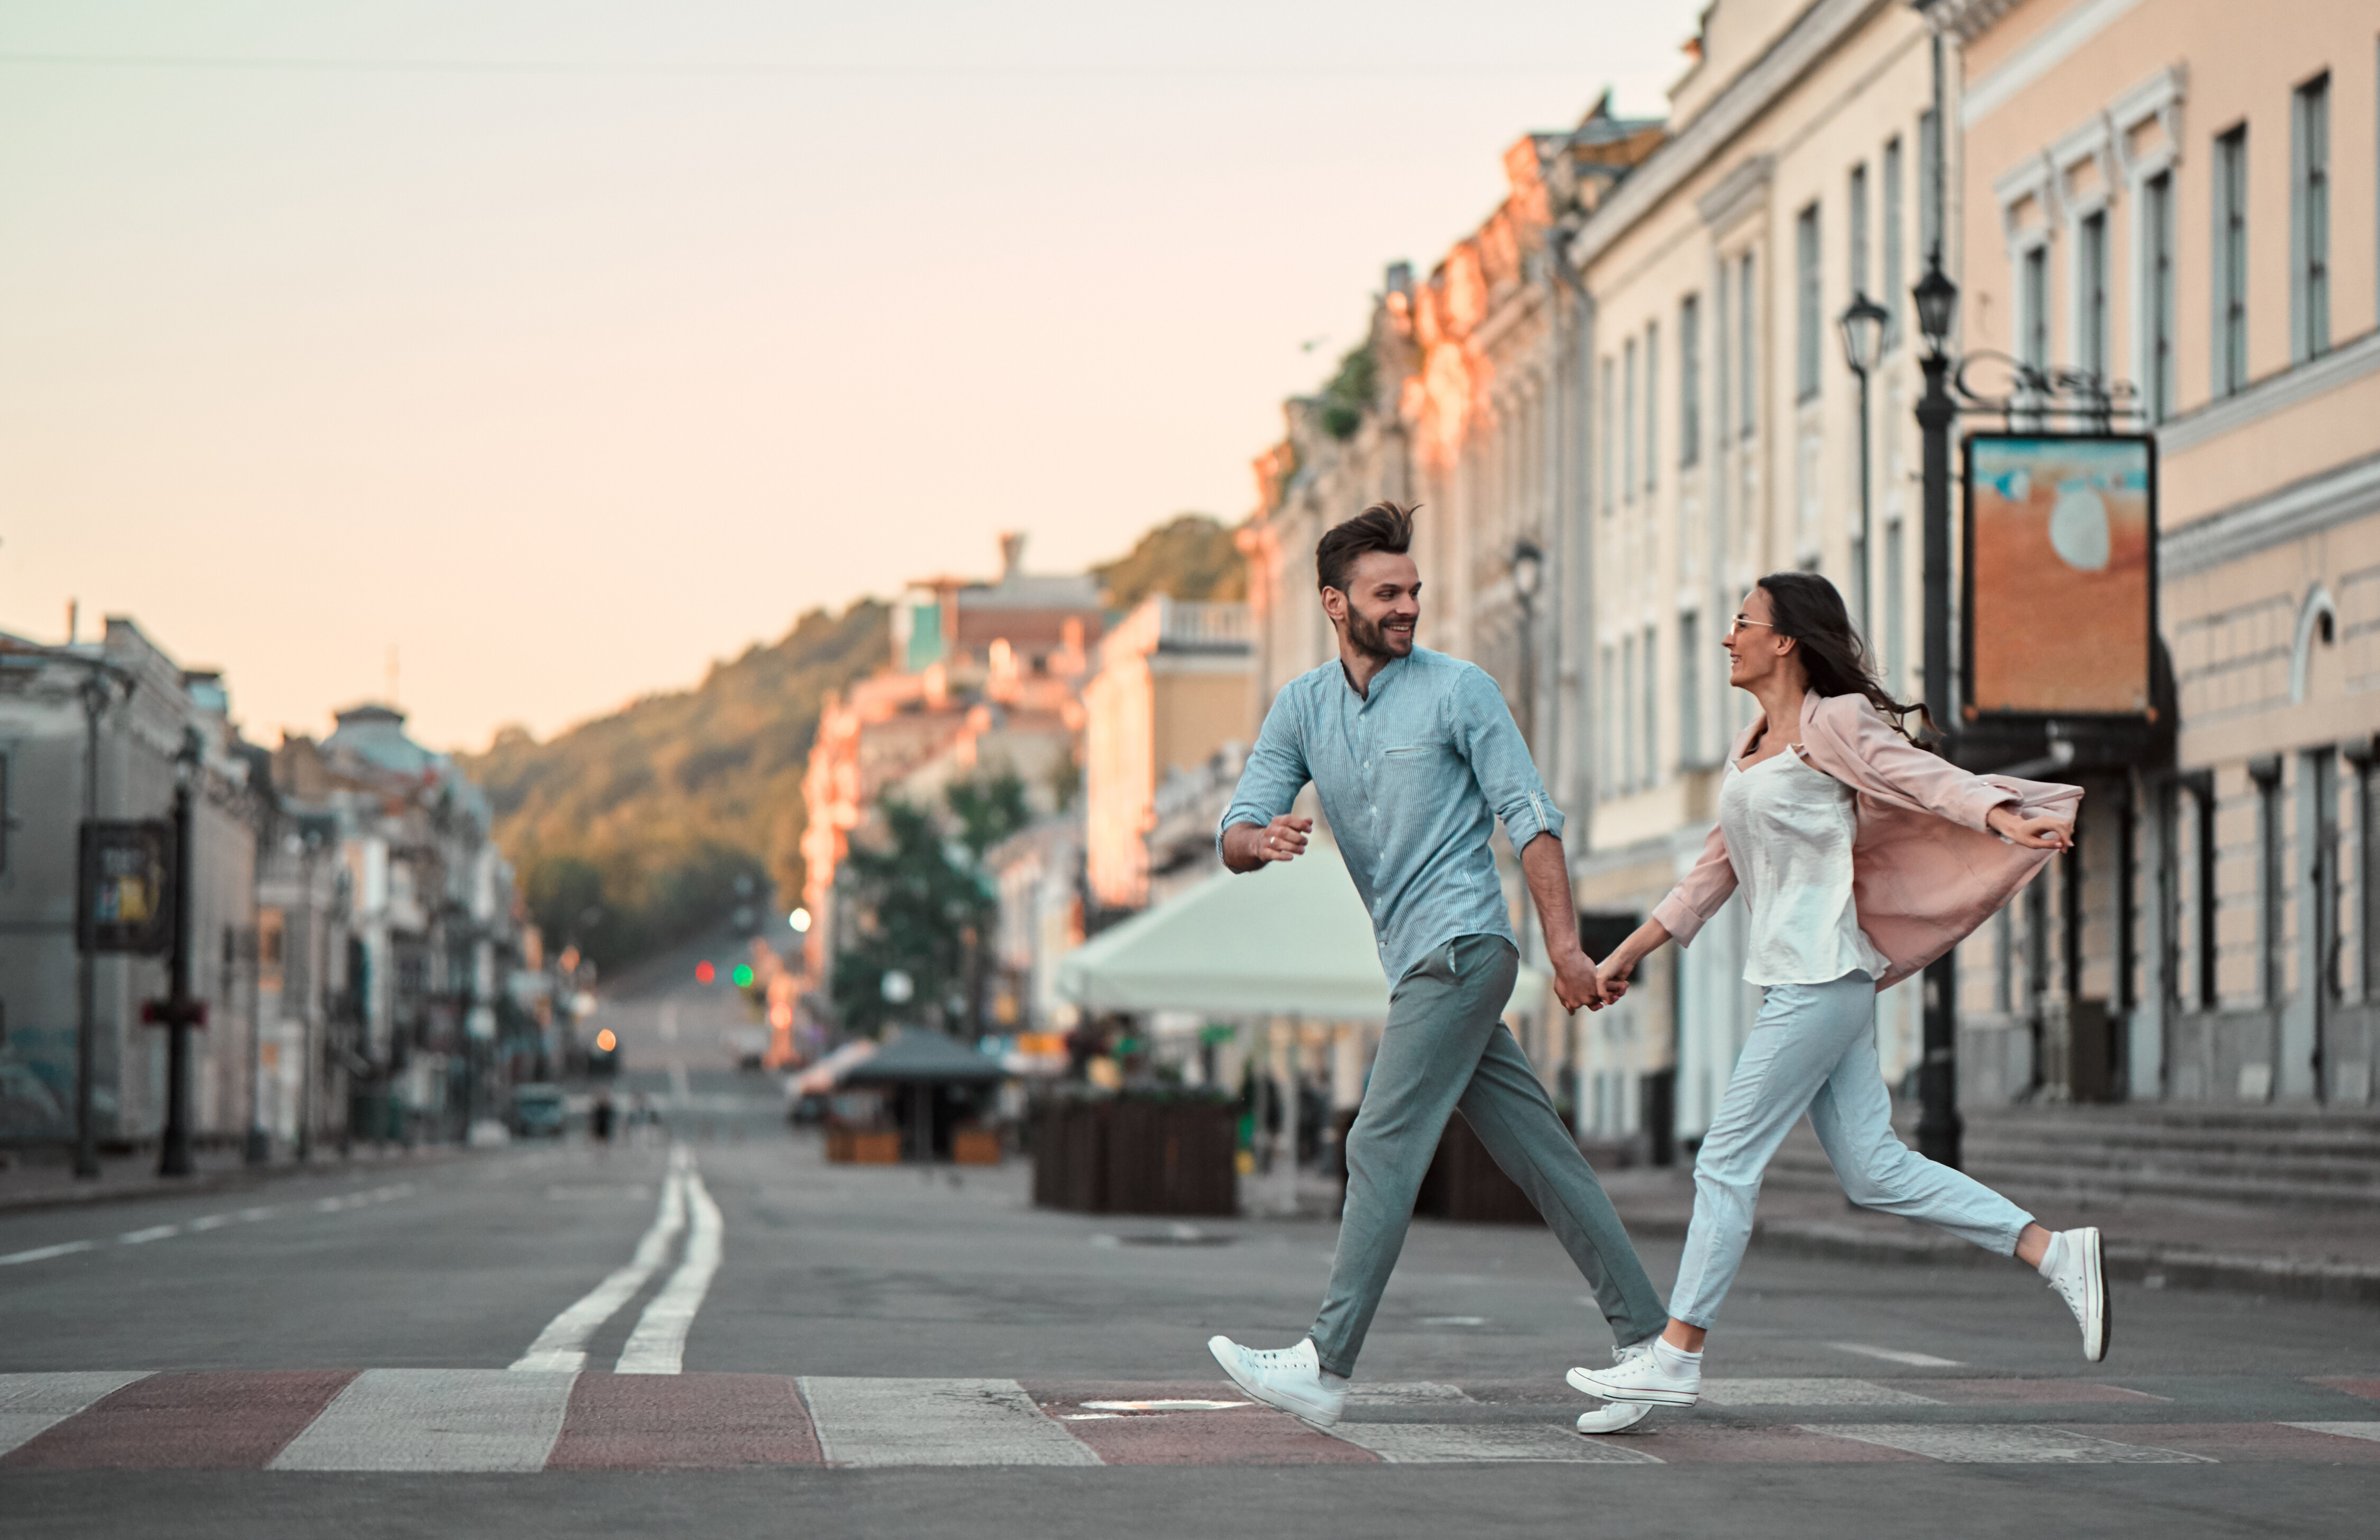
[
  {"left": 1563, "top": 0, "right": 1945, "bottom": 1141},
  {"left": 1943, "top": 0, "right": 2380, "bottom": 1106},
  {"left": 1081, "top": 597, "right": 1253, "bottom": 914}
]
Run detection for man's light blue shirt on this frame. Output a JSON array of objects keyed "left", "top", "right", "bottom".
[{"left": 1218, "top": 646, "right": 1563, "bottom": 987}]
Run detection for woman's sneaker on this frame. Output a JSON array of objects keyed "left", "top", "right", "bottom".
[
  {"left": 1576, "top": 1400, "right": 1653, "bottom": 1434},
  {"left": 1566, "top": 1339, "right": 1701, "bottom": 1407},
  {"left": 2038, "top": 1227, "right": 2109, "bottom": 1362},
  {"left": 1208, "top": 1335, "right": 1345, "bottom": 1427}
]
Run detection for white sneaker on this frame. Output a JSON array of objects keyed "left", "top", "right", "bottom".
[
  {"left": 1207, "top": 1335, "right": 1345, "bottom": 1427},
  {"left": 1566, "top": 1341, "right": 1700, "bottom": 1407},
  {"left": 2039, "top": 1226, "right": 2109, "bottom": 1362},
  {"left": 1576, "top": 1400, "right": 1653, "bottom": 1434}
]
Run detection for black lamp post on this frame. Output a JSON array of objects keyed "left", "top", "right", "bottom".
[
  {"left": 1912, "top": 251, "right": 1963, "bottom": 1170},
  {"left": 1837, "top": 292, "right": 1889, "bottom": 634},
  {"left": 155, "top": 728, "right": 205, "bottom": 1178},
  {"left": 1509, "top": 538, "right": 1545, "bottom": 750}
]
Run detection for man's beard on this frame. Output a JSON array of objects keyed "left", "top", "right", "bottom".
[{"left": 1344, "top": 605, "right": 1413, "bottom": 661}]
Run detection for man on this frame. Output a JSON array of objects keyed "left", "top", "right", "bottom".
[{"left": 1206, "top": 501, "right": 1668, "bottom": 1436}]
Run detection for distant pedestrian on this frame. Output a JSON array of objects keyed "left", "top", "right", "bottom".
[
  {"left": 1570, "top": 573, "right": 2106, "bottom": 1416},
  {"left": 1204, "top": 501, "right": 1664, "bottom": 1436},
  {"left": 590, "top": 1090, "right": 616, "bottom": 1148}
]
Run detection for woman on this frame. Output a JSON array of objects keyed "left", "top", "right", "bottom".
[{"left": 1570, "top": 572, "right": 2102, "bottom": 1413}]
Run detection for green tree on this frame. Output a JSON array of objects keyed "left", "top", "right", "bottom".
[
  {"left": 830, "top": 771, "right": 1033, "bottom": 1038},
  {"left": 1093, "top": 514, "right": 1247, "bottom": 610}
]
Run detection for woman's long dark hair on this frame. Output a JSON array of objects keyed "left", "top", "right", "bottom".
[{"left": 1755, "top": 571, "right": 1938, "bottom": 745}]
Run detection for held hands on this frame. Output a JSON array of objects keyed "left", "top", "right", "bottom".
[
  {"left": 1985, "top": 806, "right": 2073, "bottom": 851},
  {"left": 1551, "top": 950, "right": 1611, "bottom": 1014},
  {"left": 1594, "top": 951, "right": 1635, "bottom": 1005}
]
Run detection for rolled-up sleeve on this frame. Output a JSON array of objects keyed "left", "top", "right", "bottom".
[
  {"left": 1452, "top": 665, "right": 1564, "bottom": 850},
  {"left": 1216, "top": 687, "right": 1311, "bottom": 863}
]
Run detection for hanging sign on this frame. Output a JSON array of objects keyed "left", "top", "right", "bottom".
[{"left": 77, "top": 820, "right": 175, "bottom": 956}]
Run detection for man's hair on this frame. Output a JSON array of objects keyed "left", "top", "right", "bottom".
[{"left": 1315, "top": 501, "right": 1417, "bottom": 594}]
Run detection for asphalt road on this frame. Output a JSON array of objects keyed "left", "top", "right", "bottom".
[{"left": 3, "top": 966, "right": 2376, "bottom": 1535}]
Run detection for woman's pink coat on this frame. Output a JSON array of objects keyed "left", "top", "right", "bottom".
[{"left": 1647, "top": 692, "right": 2082, "bottom": 991}]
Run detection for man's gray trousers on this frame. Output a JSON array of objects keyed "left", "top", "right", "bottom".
[{"left": 1309, "top": 933, "right": 1668, "bottom": 1377}]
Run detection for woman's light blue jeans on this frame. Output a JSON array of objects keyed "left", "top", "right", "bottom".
[{"left": 1669, "top": 971, "right": 2034, "bottom": 1330}]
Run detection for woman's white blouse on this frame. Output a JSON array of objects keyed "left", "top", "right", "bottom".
[{"left": 1716, "top": 749, "right": 1892, "bottom": 987}]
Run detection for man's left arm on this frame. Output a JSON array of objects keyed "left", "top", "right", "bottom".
[{"left": 1453, "top": 669, "right": 1604, "bottom": 1013}]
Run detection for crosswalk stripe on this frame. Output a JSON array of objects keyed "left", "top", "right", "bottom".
[
  {"left": 797, "top": 1377, "right": 1102, "bottom": 1468},
  {"left": 0, "top": 1372, "right": 153, "bottom": 1458},
  {"left": 614, "top": 1159, "right": 721, "bottom": 1375},
  {"left": 510, "top": 1163, "right": 686, "bottom": 1373},
  {"left": 1026, "top": 1381, "right": 1376, "bottom": 1466},
  {"left": 270, "top": 1369, "right": 579, "bottom": 1472},
  {"left": 1700, "top": 1378, "right": 1940, "bottom": 1407},
  {"left": 1330, "top": 1423, "right": 1662, "bottom": 1464},
  {"left": 3, "top": 1370, "right": 356, "bottom": 1470},
  {"left": 1816, "top": 1423, "right": 2212, "bottom": 1463},
  {"left": 2282, "top": 1422, "right": 2380, "bottom": 1443}
]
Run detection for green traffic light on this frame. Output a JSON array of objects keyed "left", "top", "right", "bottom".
[{"left": 732, "top": 964, "right": 754, "bottom": 988}]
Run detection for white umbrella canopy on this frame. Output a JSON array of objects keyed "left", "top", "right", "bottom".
[{"left": 1057, "top": 842, "right": 1544, "bottom": 1020}]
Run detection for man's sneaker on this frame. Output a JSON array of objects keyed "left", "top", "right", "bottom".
[
  {"left": 2039, "top": 1226, "right": 2109, "bottom": 1362},
  {"left": 1575, "top": 1400, "right": 1653, "bottom": 1434},
  {"left": 1566, "top": 1340, "right": 1700, "bottom": 1407},
  {"left": 1208, "top": 1335, "right": 1345, "bottom": 1427}
]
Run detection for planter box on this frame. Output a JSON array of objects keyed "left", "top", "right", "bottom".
[
  {"left": 1032, "top": 1098, "right": 1237, "bottom": 1216},
  {"left": 1413, "top": 1113, "right": 1543, "bottom": 1226},
  {"left": 826, "top": 1126, "right": 902, "bottom": 1165},
  {"left": 951, "top": 1127, "right": 1003, "bottom": 1166}
]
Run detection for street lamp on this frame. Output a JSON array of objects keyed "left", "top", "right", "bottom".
[
  {"left": 1509, "top": 539, "right": 1544, "bottom": 750},
  {"left": 1911, "top": 249, "right": 1963, "bottom": 1171},
  {"left": 155, "top": 728, "right": 205, "bottom": 1178},
  {"left": 1837, "top": 292, "right": 1889, "bottom": 634}
]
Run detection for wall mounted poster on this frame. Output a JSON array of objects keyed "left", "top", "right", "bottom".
[{"left": 1964, "top": 434, "right": 2156, "bottom": 718}]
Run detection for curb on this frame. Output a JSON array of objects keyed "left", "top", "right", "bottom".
[
  {"left": 1750, "top": 1218, "right": 2380, "bottom": 1307},
  {"left": 0, "top": 1147, "right": 472, "bottom": 1217}
]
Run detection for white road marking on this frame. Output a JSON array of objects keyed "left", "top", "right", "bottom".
[
  {"left": 798, "top": 1377, "right": 1103, "bottom": 1467},
  {"left": 118, "top": 1225, "right": 179, "bottom": 1244},
  {"left": 1331, "top": 1422, "right": 1661, "bottom": 1464},
  {"left": 615, "top": 1158, "right": 724, "bottom": 1374},
  {"left": 0, "top": 1371, "right": 153, "bottom": 1456},
  {"left": 1418, "top": 1315, "right": 1487, "bottom": 1326},
  {"left": 1818, "top": 1424, "right": 2212, "bottom": 1463},
  {"left": 659, "top": 1003, "right": 679, "bottom": 1042},
  {"left": 670, "top": 1061, "right": 692, "bottom": 1105},
  {"left": 1828, "top": 1342, "right": 1964, "bottom": 1368},
  {"left": 271, "top": 1369, "right": 578, "bottom": 1472},
  {"left": 2284, "top": 1422, "right": 2380, "bottom": 1442},
  {"left": 186, "top": 1214, "right": 233, "bottom": 1231},
  {"left": 0, "top": 1241, "right": 98, "bottom": 1268},
  {"left": 1078, "top": 1400, "right": 1248, "bottom": 1412},
  {"left": 1701, "top": 1378, "right": 1943, "bottom": 1407},
  {"left": 509, "top": 1161, "right": 687, "bottom": 1372}
]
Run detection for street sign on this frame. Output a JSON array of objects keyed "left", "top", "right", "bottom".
[
  {"left": 77, "top": 821, "right": 174, "bottom": 956},
  {"left": 1962, "top": 433, "right": 2158, "bottom": 720}
]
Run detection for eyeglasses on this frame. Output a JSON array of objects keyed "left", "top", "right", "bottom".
[{"left": 1725, "top": 615, "right": 1776, "bottom": 640}]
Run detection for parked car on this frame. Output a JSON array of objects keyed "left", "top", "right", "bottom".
[{"left": 509, "top": 1083, "right": 569, "bottom": 1140}]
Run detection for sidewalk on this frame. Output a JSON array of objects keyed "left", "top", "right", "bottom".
[
  {"left": 1590, "top": 1162, "right": 2380, "bottom": 1307},
  {"left": 0, "top": 1142, "right": 467, "bottom": 1216}
]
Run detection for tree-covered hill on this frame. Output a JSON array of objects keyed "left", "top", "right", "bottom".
[{"left": 459, "top": 600, "right": 888, "bottom": 974}]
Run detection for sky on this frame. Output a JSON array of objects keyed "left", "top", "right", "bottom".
[{"left": 0, "top": 0, "right": 1705, "bottom": 752}]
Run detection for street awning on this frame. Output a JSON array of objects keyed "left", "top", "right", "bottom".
[
  {"left": 839, "top": 1027, "right": 1009, "bottom": 1086},
  {"left": 1056, "top": 842, "right": 1544, "bottom": 1021}
]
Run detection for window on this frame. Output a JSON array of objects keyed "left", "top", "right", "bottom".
[
  {"left": 2077, "top": 210, "right": 2108, "bottom": 381},
  {"left": 1623, "top": 337, "right": 1638, "bottom": 505},
  {"left": 2361, "top": 754, "right": 2380, "bottom": 1000},
  {"left": 2215, "top": 125, "right": 2249, "bottom": 395},
  {"left": 1883, "top": 136, "right": 1905, "bottom": 346},
  {"left": 1641, "top": 626, "right": 1660, "bottom": 786},
  {"left": 2021, "top": 245, "right": 2050, "bottom": 372},
  {"left": 1737, "top": 254, "right": 1757, "bottom": 439},
  {"left": 1598, "top": 646, "right": 1615, "bottom": 794},
  {"left": 1599, "top": 358, "right": 1616, "bottom": 514},
  {"left": 1620, "top": 633, "right": 1638, "bottom": 792},
  {"left": 1918, "top": 109, "right": 1940, "bottom": 264},
  {"left": 1679, "top": 295, "right": 1701, "bottom": 468},
  {"left": 1644, "top": 322, "right": 1660, "bottom": 496},
  {"left": 1795, "top": 203, "right": 1822, "bottom": 401},
  {"left": 1714, "top": 274, "right": 1732, "bottom": 451},
  {"left": 2191, "top": 774, "right": 2219, "bottom": 1006},
  {"left": 2254, "top": 757, "right": 2285, "bottom": 1007},
  {"left": 2293, "top": 74, "right": 2331, "bottom": 362},
  {"left": 2146, "top": 171, "right": 2176, "bottom": 420},
  {"left": 1849, "top": 162, "right": 1871, "bottom": 300},
  {"left": 1677, "top": 612, "right": 1702, "bottom": 765},
  {"left": 0, "top": 750, "right": 8, "bottom": 874},
  {"left": 1883, "top": 518, "right": 1906, "bottom": 691}
]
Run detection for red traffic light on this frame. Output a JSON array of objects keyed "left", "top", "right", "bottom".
[{"left": 694, "top": 960, "right": 716, "bottom": 985}]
